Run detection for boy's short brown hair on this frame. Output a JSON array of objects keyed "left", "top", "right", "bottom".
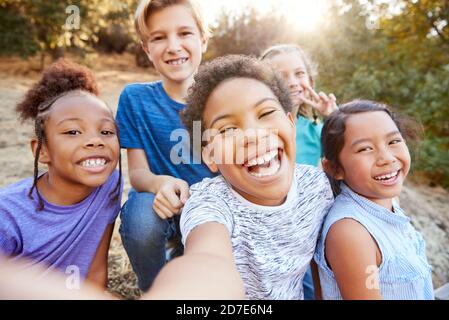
[{"left": 135, "top": 0, "right": 210, "bottom": 42}]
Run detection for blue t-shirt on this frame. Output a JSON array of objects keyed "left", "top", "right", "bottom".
[
  {"left": 115, "top": 81, "right": 216, "bottom": 186},
  {"left": 0, "top": 171, "right": 122, "bottom": 279},
  {"left": 296, "top": 116, "right": 323, "bottom": 166}
]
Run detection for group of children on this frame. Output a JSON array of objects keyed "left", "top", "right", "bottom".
[{"left": 0, "top": 0, "right": 434, "bottom": 300}]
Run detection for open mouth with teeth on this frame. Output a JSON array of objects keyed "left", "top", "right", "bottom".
[
  {"left": 77, "top": 157, "right": 109, "bottom": 172},
  {"left": 166, "top": 57, "right": 188, "bottom": 66},
  {"left": 373, "top": 169, "right": 401, "bottom": 185},
  {"left": 243, "top": 149, "right": 282, "bottom": 179}
]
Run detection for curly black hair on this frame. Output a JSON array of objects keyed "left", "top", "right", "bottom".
[
  {"left": 182, "top": 55, "right": 292, "bottom": 155},
  {"left": 15, "top": 59, "right": 121, "bottom": 210}
]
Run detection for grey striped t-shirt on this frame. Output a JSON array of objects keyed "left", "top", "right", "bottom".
[{"left": 180, "top": 164, "right": 334, "bottom": 300}]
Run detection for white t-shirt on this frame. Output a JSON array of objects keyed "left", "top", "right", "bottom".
[{"left": 180, "top": 164, "right": 334, "bottom": 300}]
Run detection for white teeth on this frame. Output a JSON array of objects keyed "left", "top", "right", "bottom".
[
  {"left": 81, "top": 158, "right": 106, "bottom": 168},
  {"left": 167, "top": 58, "right": 187, "bottom": 65},
  {"left": 374, "top": 170, "right": 399, "bottom": 181},
  {"left": 246, "top": 149, "right": 278, "bottom": 168},
  {"left": 263, "top": 153, "right": 272, "bottom": 162},
  {"left": 249, "top": 161, "right": 281, "bottom": 178},
  {"left": 248, "top": 158, "right": 258, "bottom": 167},
  {"left": 257, "top": 157, "right": 265, "bottom": 165}
]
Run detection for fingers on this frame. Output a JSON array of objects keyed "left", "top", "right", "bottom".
[
  {"left": 178, "top": 182, "right": 190, "bottom": 204},
  {"left": 302, "top": 82, "right": 321, "bottom": 101},
  {"left": 301, "top": 84, "right": 339, "bottom": 116},
  {"left": 299, "top": 96, "right": 319, "bottom": 110},
  {"left": 318, "top": 92, "right": 331, "bottom": 104},
  {"left": 153, "top": 179, "right": 191, "bottom": 219},
  {"left": 153, "top": 201, "right": 174, "bottom": 219}
]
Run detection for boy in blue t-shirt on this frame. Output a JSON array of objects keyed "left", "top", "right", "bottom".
[{"left": 115, "top": 0, "right": 215, "bottom": 291}]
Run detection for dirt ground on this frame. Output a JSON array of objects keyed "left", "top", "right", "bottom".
[{"left": 0, "top": 55, "right": 448, "bottom": 299}]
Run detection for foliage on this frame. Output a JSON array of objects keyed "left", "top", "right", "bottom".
[{"left": 0, "top": 0, "right": 447, "bottom": 186}]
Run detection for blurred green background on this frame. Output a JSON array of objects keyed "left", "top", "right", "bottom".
[{"left": 1, "top": 0, "right": 448, "bottom": 187}]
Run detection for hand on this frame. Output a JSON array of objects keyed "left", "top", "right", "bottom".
[
  {"left": 153, "top": 176, "right": 190, "bottom": 219},
  {"left": 300, "top": 83, "right": 338, "bottom": 117}
]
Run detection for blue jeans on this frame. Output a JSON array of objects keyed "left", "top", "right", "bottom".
[
  {"left": 119, "top": 189, "right": 183, "bottom": 291},
  {"left": 303, "top": 265, "right": 315, "bottom": 300}
]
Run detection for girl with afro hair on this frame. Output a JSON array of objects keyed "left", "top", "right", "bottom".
[{"left": 0, "top": 59, "right": 122, "bottom": 289}]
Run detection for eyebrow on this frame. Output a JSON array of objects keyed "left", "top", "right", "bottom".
[
  {"left": 350, "top": 130, "right": 401, "bottom": 147},
  {"left": 209, "top": 97, "right": 279, "bottom": 128},
  {"left": 57, "top": 117, "right": 115, "bottom": 126},
  {"left": 149, "top": 26, "right": 195, "bottom": 36}
]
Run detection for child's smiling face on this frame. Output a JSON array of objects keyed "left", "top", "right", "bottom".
[
  {"left": 202, "top": 77, "right": 296, "bottom": 206},
  {"left": 267, "top": 51, "right": 312, "bottom": 107},
  {"left": 336, "top": 111, "right": 411, "bottom": 209},
  {"left": 39, "top": 93, "right": 119, "bottom": 191},
  {"left": 143, "top": 4, "right": 207, "bottom": 86}
]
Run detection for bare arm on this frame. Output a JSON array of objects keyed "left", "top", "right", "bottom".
[
  {"left": 127, "top": 148, "right": 190, "bottom": 219},
  {"left": 143, "top": 222, "right": 245, "bottom": 300},
  {"left": 0, "top": 257, "right": 112, "bottom": 300},
  {"left": 85, "top": 223, "right": 114, "bottom": 289},
  {"left": 325, "top": 218, "right": 383, "bottom": 300},
  {"left": 127, "top": 148, "right": 167, "bottom": 194}
]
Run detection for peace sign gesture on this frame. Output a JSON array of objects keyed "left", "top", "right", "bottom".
[{"left": 300, "top": 83, "right": 338, "bottom": 117}]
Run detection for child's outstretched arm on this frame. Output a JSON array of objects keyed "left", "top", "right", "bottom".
[
  {"left": 0, "top": 256, "right": 112, "bottom": 300},
  {"left": 143, "top": 222, "right": 245, "bottom": 300},
  {"left": 0, "top": 222, "right": 245, "bottom": 300},
  {"left": 325, "top": 218, "right": 383, "bottom": 300},
  {"left": 127, "top": 148, "right": 190, "bottom": 219}
]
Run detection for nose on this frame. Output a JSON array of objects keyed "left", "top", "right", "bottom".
[
  {"left": 243, "top": 127, "right": 271, "bottom": 148},
  {"left": 84, "top": 133, "right": 105, "bottom": 148},
  {"left": 166, "top": 34, "right": 182, "bottom": 53},
  {"left": 286, "top": 74, "right": 300, "bottom": 89},
  {"left": 376, "top": 147, "right": 396, "bottom": 166}
]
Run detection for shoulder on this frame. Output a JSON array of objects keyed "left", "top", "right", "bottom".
[
  {"left": 121, "top": 81, "right": 161, "bottom": 95},
  {"left": 181, "top": 176, "right": 234, "bottom": 243},
  {"left": 101, "top": 170, "right": 122, "bottom": 190},
  {"left": 295, "top": 163, "right": 325, "bottom": 179},
  {"left": 0, "top": 177, "right": 34, "bottom": 205},
  {"left": 0, "top": 178, "right": 35, "bottom": 235},
  {"left": 186, "top": 176, "right": 232, "bottom": 211},
  {"left": 321, "top": 192, "right": 374, "bottom": 242},
  {"left": 97, "top": 170, "right": 122, "bottom": 202},
  {"left": 295, "top": 164, "right": 332, "bottom": 195},
  {"left": 189, "top": 175, "right": 229, "bottom": 197}
]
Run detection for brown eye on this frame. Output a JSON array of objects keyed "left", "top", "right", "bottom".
[
  {"left": 260, "top": 110, "right": 276, "bottom": 118},
  {"left": 220, "top": 127, "right": 236, "bottom": 134},
  {"left": 101, "top": 130, "right": 115, "bottom": 135},
  {"left": 64, "top": 130, "right": 81, "bottom": 135},
  {"left": 357, "top": 146, "right": 373, "bottom": 153},
  {"left": 389, "top": 139, "right": 402, "bottom": 145}
]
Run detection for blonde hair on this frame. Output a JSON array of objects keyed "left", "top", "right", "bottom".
[
  {"left": 261, "top": 44, "right": 318, "bottom": 121},
  {"left": 135, "top": 0, "right": 210, "bottom": 43}
]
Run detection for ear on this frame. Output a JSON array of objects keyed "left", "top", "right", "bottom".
[
  {"left": 201, "top": 36, "right": 208, "bottom": 54},
  {"left": 141, "top": 41, "right": 153, "bottom": 62},
  {"left": 30, "top": 138, "right": 50, "bottom": 164},
  {"left": 322, "top": 158, "right": 344, "bottom": 180},
  {"left": 201, "top": 144, "right": 218, "bottom": 173}
]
